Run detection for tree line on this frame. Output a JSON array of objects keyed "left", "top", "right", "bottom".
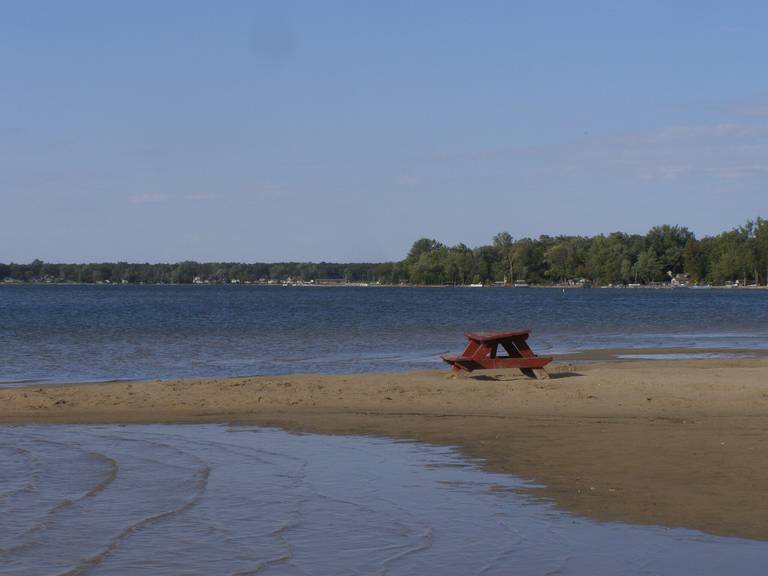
[{"left": 2, "top": 217, "right": 767, "bottom": 286}]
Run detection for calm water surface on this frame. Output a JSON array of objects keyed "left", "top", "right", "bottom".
[
  {"left": 2, "top": 424, "right": 768, "bottom": 576},
  {"left": 1, "top": 285, "right": 767, "bottom": 385}
]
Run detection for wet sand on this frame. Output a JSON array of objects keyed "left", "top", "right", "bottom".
[{"left": 3, "top": 357, "right": 768, "bottom": 540}]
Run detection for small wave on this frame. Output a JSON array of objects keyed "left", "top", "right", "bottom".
[
  {"left": 57, "top": 464, "right": 210, "bottom": 576},
  {"left": 0, "top": 445, "right": 40, "bottom": 503},
  {"left": 85, "top": 452, "right": 119, "bottom": 497},
  {"left": 616, "top": 352, "right": 754, "bottom": 360},
  {"left": 0, "top": 448, "right": 120, "bottom": 557},
  {"left": 378, "top": 527, "right": 434, "bottom": 574},
  {"left": 231, "top": 553, "right": 292, "bottom": 576},
  {"left": 0, "top": 378, "right": 48, "bottom": 385}
]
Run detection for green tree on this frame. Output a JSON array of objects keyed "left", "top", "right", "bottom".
[
  {"left": 645, "top": 225, "right": 694, "bottom": 274},
  {"left": 635, "top": 248, "right": 663, "bottom": 283}
]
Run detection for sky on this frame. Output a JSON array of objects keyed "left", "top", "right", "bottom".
[{"left": 2, "top": 0, "right": 768, "bottom": 263}]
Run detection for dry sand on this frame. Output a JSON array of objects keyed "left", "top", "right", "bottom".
[{"left": 3, "top": 358, "right": 768, "bottom": 540}]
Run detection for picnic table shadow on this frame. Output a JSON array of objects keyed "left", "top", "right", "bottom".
[{"left": 466, "top": 371, "right": 584, "bottom": 382}]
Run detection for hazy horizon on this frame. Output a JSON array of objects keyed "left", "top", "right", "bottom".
[{"left": 3, "top": 1, "right": 768, "bottom": 263}]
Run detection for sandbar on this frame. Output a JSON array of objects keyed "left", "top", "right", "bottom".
[{"left": 2, "top": 358, "right": 768, "bottom": 540}]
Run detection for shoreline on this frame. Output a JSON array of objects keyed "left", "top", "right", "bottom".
[
  {"left": 4, "top": 346, "right": 768, "bottom": 389},
  {"left": 3, "top": 359, "right": 768, "bottom": 540},
  {"left": 3, "top": 282, "right": 768, "bottom": 289}
]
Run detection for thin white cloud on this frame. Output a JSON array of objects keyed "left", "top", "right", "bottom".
[
  {"left": 702, "top": 163, "right": 768, "bottom": 179},
  {"left": 559, "top": 123, "right": 768, "bottom": 182},
  {"left": 129, "top": 193, "right": 167, "bottom": 204},
  {"left": 627, "top": 123, "right": 756, "bottom": 144},
  {"left": 739, "top": 104, "right": 768, "bottom": 117},
  {"left": 636, "top": 163, "right": 693, "bottom": 181}
]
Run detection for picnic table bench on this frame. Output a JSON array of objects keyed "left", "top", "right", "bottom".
[{"left": 441, "top": 329, "right": 552, "bottom": 379}]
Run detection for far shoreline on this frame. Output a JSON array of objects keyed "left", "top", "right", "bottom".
[{"left": 3, "top": 281, "right": 768, "bottom": 289}]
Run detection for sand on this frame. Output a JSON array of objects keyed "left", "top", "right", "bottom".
[{"left": 3, "top": 358, "right": 768, "bottom": 540}]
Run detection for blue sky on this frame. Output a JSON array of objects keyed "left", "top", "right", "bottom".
[{"left": 2, "top": 1, "right": 767, "bottom": 262}]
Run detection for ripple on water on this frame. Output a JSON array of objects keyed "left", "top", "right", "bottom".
[{"left": 1, "top": 424, "right": 768, "bottom": 575}]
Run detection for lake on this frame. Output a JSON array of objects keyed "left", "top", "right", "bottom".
[{"left": 1, "top": 284, "right": 767, "bottom": 385}]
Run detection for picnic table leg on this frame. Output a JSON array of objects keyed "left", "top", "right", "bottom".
[
  {"left": 472, "top": 343, "right": 495, "bottom": 363},
  {"left": 521, "top": 367, "right": 550, "bottom": 379},
  {"left": 447, "top": 339, "right": 484, "bottom": 374},
  {"left": 463, "top": 339, "right": 481, "bottom": 358},
  {"left": 452, "top": 341, "right": 497, "bottom": 375},
  {"left": 502, "top": 337, "right": 535, "bottom": 358},
  {"left": 503, "top": 338, "right": 549, "bottom": 379}
]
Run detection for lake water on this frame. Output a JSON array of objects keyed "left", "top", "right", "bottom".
[
  {"left": 2, "top": 424, "right": 768, "bottom": 576},
  {"left": 1, "top": 285, "right": 768, "bottom": 385}
]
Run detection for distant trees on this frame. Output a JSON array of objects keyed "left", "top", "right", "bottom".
[
  {"left": 2, "top": 218, "right": 768, "bottom": 286},
  {"left": 395, "top": 220, "right": 766, "bottom": 286}
]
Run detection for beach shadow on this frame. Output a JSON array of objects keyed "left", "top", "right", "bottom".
[
  {"left": 548, "top": 371, "right": 583, "bottom": 379},
  {"left": 467, "top": 370, "right": 583, "bottom": 382}
]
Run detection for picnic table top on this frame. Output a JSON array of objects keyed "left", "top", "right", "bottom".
[{"left": 464, "top": 329, "right": 531, "bottom": 342}]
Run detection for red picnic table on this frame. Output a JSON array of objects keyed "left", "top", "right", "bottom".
[{"left": 441, "top": 329, "right": 552, "bottom": 379}]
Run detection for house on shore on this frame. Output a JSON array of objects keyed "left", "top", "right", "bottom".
[{"left": 669, "top": 272, "right": 690, "bottom": 288}]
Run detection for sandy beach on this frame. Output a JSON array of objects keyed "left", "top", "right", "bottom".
[{"left": 3, "top": 357, "right": 768, "bottom": 540}]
